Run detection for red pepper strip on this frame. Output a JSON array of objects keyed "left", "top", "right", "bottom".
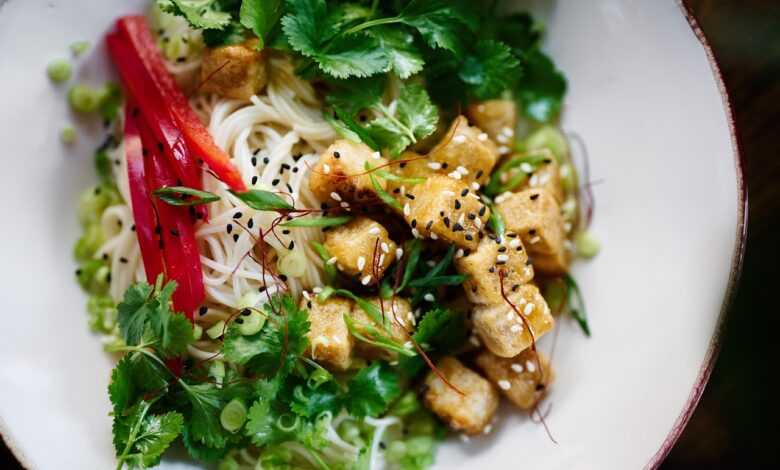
[
  {"left": 138, "top": 116, "right": 205, "bottom": 319},
  {"left": 106, "top": 31, "right": 208, "bottom": 221},
  {"left": 124, "top": 100, "right": 165, "bottom": 282},
  {"left": 116, "top": 16, "right": 247, "bottom": 193}
]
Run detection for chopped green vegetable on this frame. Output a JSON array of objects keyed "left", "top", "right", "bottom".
[
  {"left": 230, "top": 189, "right": 294, "bottom": 211},
  {"left": 239, "top": 0, "right": 283, "bottom": 48},
  {"left": 310, "top": 241, "right": 338, "bottom": 282},
  {"left": 68, "top": 84, "right": 102, "bottom": 113},
  {"left": 523, "top": 125, "right": 569, "bottom": 162},
  {"left": 344, "top": 314, "right": 416, "bottom": 358},
  {"left": 220, "top": 398, "right": 248, "bottom": 433},
  {"left": 159, "top": 0, "right": 234, "bottom": 30},
  {"left": 280, "top": 214, "right": 351, "bottom": 228},
  {"left": 369, "top": 171, "right": 402, "bottom": 211},
  {"left": 154, "top": 186, "right": 221, "bottom": 206},
  {"left": 47, "top": 58, "right": 72, "bottom": 83},
  {"left": 70, "top": 40, "right": 90, "bottom": 56},
  {"left": 206, "top": 320, "right": 226, "bottom": 339},
  {"left": 575, "top": 230, "right": 600, "bottom": 258},
  {"left": 346, "top": 362, "right": 401, "bottom": 417},
  {"left": 277, "top": 248, "right": 307, "bottom": 278},
  {"left": 60, "top": 126, "right": 77, "bottom": 144},
  {"left": 563, "top": 273, "right": 591, "bottom": 336},
  {"left": 237, "top": 310, "right": 266, "bottom": 336}
]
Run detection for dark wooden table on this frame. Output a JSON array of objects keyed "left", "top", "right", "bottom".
[{"left": 2, "top": 1, "right": 779, "bottom": 468}]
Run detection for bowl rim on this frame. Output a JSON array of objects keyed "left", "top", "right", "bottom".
[
  {"left": 645, "top": 2, "right": 749, "bottom": 468},
  {"left": 0, "top": 1, "right": 749, "bottom": 468}
]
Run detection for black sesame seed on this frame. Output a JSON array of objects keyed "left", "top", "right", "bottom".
[
  {"left": 252, "top": 176, "right": 258, "bottom": 185},
  {"left": 307, "top": 301, "right": 313, "bottom": 309},
  {"left": 463, "top": 249, "right": 471, "bottom": 256},
  {"left": 488, "top": 266, "right": 495, "bottom": 273},
  {"left": 280, "top": 274, "right": 288, "bottom": 282},
  {"left": 536, "top": 383, "right": 546, "bottom": 391},
  {"left": 399, "top": 162, "right": 407, "bottom": 168},
  {"left": 263, "top": 157, "right": 270, "bottom": 164},
  {"left": 468, "top": 213, "right": 476, "bottom": 220},
  {"left": 251, "top": 157, "right": 257, "bottom": 166},
  {"left": 258, "top": 285, "right": 267, "bottom": 292},
  {"left": 441, "top": 162, "right": 448, "bottom": 169},
  {"left": 131, "top": 224, "right": 136, "bottom": 232},
  {"left": 507, "top": 232, "right": 517, "bottom": 238},
  {"left": 439, "top": 211, "right": 445, "bottom": 217},
  {"left": 272, "top": 179, "right": 280, "bottom": 186},
  {"left": 288, "top": 241, "right": 295, "bottom": 250},
  {"left": 75, "top": 269, "right": 82, "bottom": 276},
  {"left": 460, "top": 189, "right": 469, "bottom": 197},
  {"left": 233, "top": 234, "right": 239, "bottom": 242},
  {"left": 106, "top": 273, "right": 112, "bottom": 283},
  {"left": 199, "top": 306, "right": 208, "bottom": 315},
  {"left": 528, "top": 229, "right": 537, "bottom": 235},
  {"left": 425, "top": 220, "right": 433, "bottom": 230},
  {"left": 465, "top": 233, "right": 473, "bottom": 241},
  {"left": 241, "top": 308, "right": 251, "bottom": 316},
  {"left": 227, "top": 224, "right": 233, "bottom": 234},
  {"left": 411, "top": 219, "right": 417, "bottom": 228},
  {"left": 452, "top": 223, "right": 464, "bottom": 232},
  {"left": 102, "top": 253, "right": 109, "bottom": 261},
  {"left": 293, "top": 153, "right": 303, "bottom": 161},
  {"left": 512, "top": 284, "right": 520, "bottom": 292},
  {"left": 282, "top": 229, "right": 291, "bottom": 235},
  {"left": 379, "top": 442, "right": 386, "bottom": 450},
  {"left": 282, "top": 163, "right": 291, "bottom": 170},
  {"left": 248, "top": 219, "right": 254, "bottom": 229},
  {"left": 333, "top": 151, "right": 341, "bottom": 159},
  {"left": 478, "top": 231, "right": 485, "bottom": 239},
  {"left": 393, "top": 188, "right": 401, "bottom": 194},
  {"left": 454, "top": 200, "right": 461, "bottom": 210},
  {"left": 293, "top": 166, "right": 299, "bottom": 173},
  {"left": 405, "top": 193, "right": 415, "bottom": 200},
  {"left": 443, "top": 217, "right": 450, "bottom": 228},
  {"left": 233, "top": 212, "right": 243, "bottom": 219},
  {"left": 286, "top": 183, "right": 293, "bottom": 193},
  {"left": 478, "top": 205, "right": 487, "bottom": 216},
  {"left": 472, "top": 286, "right": 478, "bottom": 293},
  {"left": 118, "top": 257, "right": 128, "bottom": 264},
  {"left": 530, "top": 194, "right": 540, "bottom": 201},
  {"left": 475, "top": 170, "right": 484, "bottom": 178},
  {"left": 498, "top": 246, "right": 507, "bottom": 252}
]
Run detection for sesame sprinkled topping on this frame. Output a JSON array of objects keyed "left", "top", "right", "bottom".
[
  {"left": 381, "top": 242, "right": 389, "bottom": 253},
  {"left": 403, "top": 203, "right": 411, "bottom": 216},
  {"left": 322, "top": 163, "right": 331, "bottom": 174},
  {"left": 452, "top": 222, "right": 464, "bottom": 232},
  {"left": 529, "top": 236, "right": 541, "bottom": 244},
  {"left": 427, "top": 162, "right": 442, "bottom": 170},
  {"left": 357, "top": 256, "right": 366, "bottom": 270},
  {"left": 471, "top": 182, "right": 480, "bottom": 191},
  {"left": 442, "top": 190, "right": 455, "bottom": 197},
  {"left": 520, "top": 162, "right": 534, "bottom": 173},
  {"left": 340, "top": 201, "right": 350, "bottom": 208},
  {"left": 454, "top": 199, "right": 461, "bottom": 210},
  {"left": 396, "top": 247, "right": 404, "bottom": 259},
  {"left": 326, "top": 256, "right": 338, "bottom": 265},
  {"left": 333, "top": 151, "right": 340, "bottom": 159},
  {"left": 478, "top": 205, "right": 487, "bottom": 216},
  {"left": 526, "top": 360, "right": 536, "bottom": 373},
  {"left": 511, "top": 363, "right": 524, "bottom": 373},
  {"left": 372, "top": 151, "right": 382, "bottom": 159},
  {"left": 330, "top": 192, "right": 342, "bottom": 201},
  {"left": 498, "top": 145, "right": 510, "bottom": 154},
  {"left": 497, "top": 254, "right": 509, "bottom": 263},
  {"left": 524, "top": 303, "right": 535, "bottom": 315},
  {"left": 369, "top": 227, "right": 381, "bottom": 235},
  {"left": 272, "top": 178, "right": 280, "bottom": 186},
  {"left": 510, "top": 324, "right": 522, "bottom": 333},
  {"left": 456, "top": 248, "right": 464, "bottom": 258},
  {"left": 498, "top": 380, "right": 512, "bottom": 390},
  {"left": 424, "top": 293, "right": 435, "bottom": 302},
  {"left": 411, "top": 228, "right": 420, "bottom": 238},
  {"left": 361, "top": 274, "right": 372, "bottom": 285},
  {"left": 456, "top": 165, "right": 469, "bottom": 175},
  {"left": 430, "top": 233, "right": 439, "bottom": 240},
  {"left": 447, "top": 171, "right": 462, "bottom": 180},
  {"left": 477, "top": 132, "right": 488, "bottom": 141},
  {"left": 453, "top": 134, "right": 466, "bottom": 144}
]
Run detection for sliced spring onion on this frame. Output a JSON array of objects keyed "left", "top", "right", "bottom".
[
  {"left": 277, "top": 249, "right": 307, "bottom": 278},
  {"left": 153, "top": 186, "right": 220, "bottom": 206},
  {"left": 374, "top": 169, "right": 425, "bottom": 185},
  {"left": 487, "top": 205, "right": 505, "bottom": 238},
  {"left": 523, "top": 125, "right": 569, "bottom": 162},
  {"left": 47, "top": 59, "right": 72, "bottom": 83},
  {"left": 542, "top": 279, "right": 567, "bottom": 315},
  {"left": 563, "top": 273, "right": 591, "bottom": 337},
  {"left": 316, "top": 285, "right": 336, "bottom": 303},
  {"left": 343, "top": 314, "right": 416, "bottom": 357},
  {"left": 230, "top": 189, "right": 293, "bottom": 211},
  {"left": 408, "top": 274, "right": 467, "bottom": 288},
  {"left": 70, "top": 41, "right": 90, "bottom": 56},
  {"left": 206, "top": 320, "right": 226, "bottom": 339},
  {"left": 238, "top": 310, "right": 266, "bottom": 336},
  {"left": 369, "top": 171, "right": 402, "bottom": 211},
  {"left": 574, "top": 230, "right": 600, "bottom": 258},
  {"left": 220, "top": 399, "right": 247, "bottom": 433},
  {"left": 281, "top": 215, "right": 352, "bottom": 228},
  {"left": 397, "top": 239, "right": 422, "bottom": 293},
  {"left": 60, "top": 126, "right": 77, "bottom": 144},
  {"left": 310, "top": 241, "right": 338, "bottom": 282},
  {"left": 209, "top": 360, "right": 225, "bottom": 387},
  {"left": 67, "top": 84, "right": 102, "bottom": 113},
  {"left": 192, "top": 323, "right": 203, "bottom": 341}
]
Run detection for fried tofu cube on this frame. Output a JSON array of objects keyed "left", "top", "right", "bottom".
[
  {"left": 496, "top": 189, "right": 570, "bottom": 275},
  {"left": 475, "top": 348, "right": 554, "bottom": 410},
  {"left": 519, "top": 157, "right": 564, "bottom": 204},
  {"left": 300, "top": 296, "right": 354, "bottom": 371},
  {"left": 466, "top": 100, "right": 517, "bottom": 149},
  {"left": 323, "top": 217, "right": 397, "bottom": 284},
  {"left": 384, "top": 151, "right": 436, "bottom": 205},
  {"left": 455, "top": 234, "right": 534, "bottom": 305},
  {"left": 309, "top": 140, "right": 388, "bottom": 205},
  {"left": 404, "top": 175, "right": 490, "bottom": 250},
  {"left": 350, "top": 297, "right": 412, "bottom": 361},
  {"left": 428, "top": 116, "right": 498, "bottom": 186},
  {"left": 423, "top": 357, "right": 499, "bottom": 435},
  {"left": 200, "top": 39, "right": 267, "bottom": 100},
  {"left": 471, "top": 284, "right": 554, "bottom": 358}
]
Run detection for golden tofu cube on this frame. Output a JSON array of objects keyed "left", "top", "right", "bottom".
[
  {"left": 466, "top": 100, "right": 517, "bottom": 148},
  {"left": 309, "top": 140, "right": 389, "bottom": 205},
  {"left": 404, "top": 175, "right": 490, "bottom": 250},
  {"left": 519, "top": 157, "right": 564, "bottom": 204},
  {"left": 423, "top": 357, "right": 499, "bottom": 435},
  {"left": 200, "top": 39, "right": 267, "bottom": 100},
  {"left": 428, "top": 116, "right": 498, "bottom": 186},
  {"left": 471, "top": 284, "right": 554, "bottom": 358},
  {"left": 350, "top": 297, "right": 412, "bottom": 361},
  {"left": 475, "top": 348, "right": 554, "bottom": 410},
  {"left": 496, "top": 189, "right": 570, "bottom": 275},
  {"left": 384, "top": 151, "right": 435, "bottom": 205},
  {"left": 300, "top": 296, "right": 354, "bottom": 371},
  {"left": 455, "top": 234, "right": 534, "bottom": 305},
  {"left": 323, "top": 216, "right": 397, "bottom": 284}
]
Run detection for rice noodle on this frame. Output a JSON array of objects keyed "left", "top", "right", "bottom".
[{"left": 96, "top": 56, "right": 336, "bottom": 356}]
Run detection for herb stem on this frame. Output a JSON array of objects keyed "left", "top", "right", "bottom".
[
  {"left": 376, "top": 103, "right": 416, "bottom": 143},
  {"left": 344, "top": 16, "right": 402, "bottom": 35}
]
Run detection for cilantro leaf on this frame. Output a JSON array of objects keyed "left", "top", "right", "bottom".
[
  {"left": 113, "top": 400, "right": 184, "bottom": 469},
  {"left": 458, "top": 40, "right": 521, "bottom": 100},
  {"left": 399, "top": 307, "right": 467, "bottom": 376},
  {"left": 396, "top": 83, "right": 439, "bottom": 142},
  {"left": 240, "top": 0, "right": 284, "bottom": 47},
  {"left": 346, "top": 362, "right": 401, "bottom": 418},
  {"left": 222, "top": 321, "right": 266, "bottom": 365},
  {"left": 245, "top": 378, "right": 286, "bottom": 446},
  {"left": 371, "top": 27, "right": 425, "bottom": 79},
  {"left": 290, "top": 381, "right": 342, "bottom": 418},
  {"left": 517, "top": 48, "right": 567, "bottom": 122},
  {"left": 399, "top": 0, "right": 473, "bottom": 56},
  {"left": 159, "top": 0, "right": 235, "bottom": 30},
  {"left": 117, "top": 282, "right": 154, "bottom": 346},
  {"left": 108, "top": 356, "right": 134, "bottom": 414},
  {"left": 495, "top": 12, "right": 543, "bottom": 55},
  {"left": 325, "top": 76, "right": 385, "bottom": 115},
  {"left": 181, "top": 381, "right": 229, "bottom": 449},
  {"left": 181, "top": 425, "right": 229, "bottom": 462}
]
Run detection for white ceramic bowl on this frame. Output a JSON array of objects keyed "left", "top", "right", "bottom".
[{"left": 0, "top": 0, "right": 744, "bottom": 469}]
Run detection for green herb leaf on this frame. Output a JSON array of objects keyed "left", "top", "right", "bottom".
[
  {"left": 408, "top": 274, "right": 467, "bottom": 288},
  {"left": 240, "top": 0, "right": 284, "bottom": 47},
  {"left": 564, "top": 273, "right": 591, "bottom": 336},
  {"left": 346, "top": 362, "right": 401, "bottom": 418},
  {"left": 516, "top": 48, "right": 567, "bottom": 122},
  {"left": 369, "top": 172, "right": 402, "bottom": 211},
  {"left": 310, "top": 241, "right": 338, "bottom": 282},
  {"left": 371, "top": 27, "right": 425, "bottom": 79},
  {"left": 281, "top": 215, "right": 352, "bottom": 228},
  {"left": 399, "top": 0, "right": 473, "bottom": 56},
  {"left": 154, "top": 186, "right": 221, "bottom": 206},
  {"left": 458, "top": 40, "right": 521, "bottom": 100},
  {"left": 398, "top": 239, "right": 422, "bottom": 293},
  {"left": 231, "top": 189, "right": 294, "bottom": 211},
  {"left": 159, "top": 0, "right": 235, "bottom": 30},
  {"left": 181, "top": 381, "right": 229, "bottom": 448},
  {"left": 399, "top": 307, "right": 467, "bottom": 376},
  {"left": 344, "top": 314, "right": 416, "bottom": 358},
  {"left": 113, "top": 400, "right": 184, "bottom": 469},
  {"left": 290, "top": 381, "right": 342, "bottom": 418}
]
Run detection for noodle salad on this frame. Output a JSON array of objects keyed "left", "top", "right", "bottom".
[{"left": 64, "top": 1, "right": 599, "bottom": 469}]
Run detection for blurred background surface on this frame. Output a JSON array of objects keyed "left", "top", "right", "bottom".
[{"left": 2, "top": 0, "right": 779, "bottom": 468}]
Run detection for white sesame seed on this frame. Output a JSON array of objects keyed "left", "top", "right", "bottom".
[
  {"left": 326, "top": 256, "right": 338, "bottom": 265},
  {"left": 482, "top": 424, "right": 493, "bottom": 434},
  {"left": 424, "top": 293, "right": 435, "bottom": 302},
  {"left": 471, "top": 182, "right": 480, "bottom": 191},
  {"left": 396, "top": 247, "right": 404, "bottom": 259},
  {"left": 372, "top": 151, "right": 382, "bottom": 159},
  {"left": 411, "top": 228, "right": 420, "bottom": 238},
  {"left": 357, "top": 256, "right": 366, "bottom": 270},
  {"left": 403, "top": 203, "right": 411, "bottom": 216},
  {"left": 404, "top": 341, "right": 413, "bottom": 349},
  {"left": 469, "top": 192, "right": 481, "bottom": 200},
  {"left": 459, "top": 434, "right": 471, "bottom": 443},
  {"left": 501, "top": 127, "right": 514, "bottom": 137},
  {"left": 448, "top": 171, "right": 462, "bottom": 180},
  {"left": 497, "top": 254, "right": 509, "bottom": 263},
  {"left": 369, "top": 226, "right": 381, "bottom": 235},
  {"left": 510, "top": 324, "right": 522, "bottom": 333},
  {"left": 526, "top": 360, "right": 536, "bottom": 372},
  {"left": 524, "top": 303, "right": 535, "bottom": 315},
  {"left": 430, "top": 232, "right": 439, "bottom": 240},
  {"left": 361, "top": 275, "right": 372, "bottom": 285},
  {"left": 340, "top": 201, "right": 350, "bottom": 208},
  {"left": 524, "top": 266, "right": 533, "bottom": 277},
  {"left": 330, "top": 191, "right": 342, "bottom": 201},
  {"left": 456, "top": 248, "right": 464, "bottom": 258},
  {"left": 390, "top": 360, "right": 399, "bottom": 366},
  {"left": 469, "top": 335, "right": 481, "bottom": 347},
  {"left": 427, "top": 162, "right": 442, "bottom": 170},
  {"left": 509, "top": 238, "right": 521, "bottom": 248},
  {"left": 453, "top": 134, "right": 467, "bottom": 144},
  {"left": 456, "top": 165, "right": 469, "bottom": 175},
  {"left": 475, "top": 218, "right": 482, "bottom": 229},
  {"left": 520, "top": 162, "right": 534, "bottom": 173},
  {"left": 442, "top": 190, "right": 455, "bottom": 197},
  {"left": 539, "top": 174, "right": 551, "bottom": 185},
  {"left": 498, "top": 145, "right": 510, "bottom": 154},
  {"left": 381, "top": 242, "right": 389, "bottom": 253},
  {"left": 458, "top": 213, "right": 465, "bottom": 226},
  {"left": 529, "top": 174, "right": 540, "bottom": 187},
  {"left": 564, "top": 221, "right": 573, "bottom": 233},
  {"left": 477, "top": 132, "right": 488, "bottom": 141},
  {"left": 496, "top": 134, "right": 509, "bottom": 144},
  {"left": 511, "top": 363, "right": 524, "bottom": 373},
  {"left": 378, "top": 253, "right": 385, "bottom": 266},
  {"left": 312, "top": 287, "right": 323, "bottom": 294},
  {"left": 529, "top": 236, "right": 541, "bottom": 244},
  {"left": 498, "top": 379, "right": 512, "bottom": 390},
  {"left": 506, "top": 312, "right": 514, "bottom": 321},
  {"left": 560, "top": 164, "right": 572, "bottom": 178},
  {"left": 302, "top": 290, "right": 311, "bottom": 300},
  {"left": 322, "top": 163, "right": 331, "bottom": 174},
  {"left": 426, "top": 260, "right": 436, "bottom": 267}
]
